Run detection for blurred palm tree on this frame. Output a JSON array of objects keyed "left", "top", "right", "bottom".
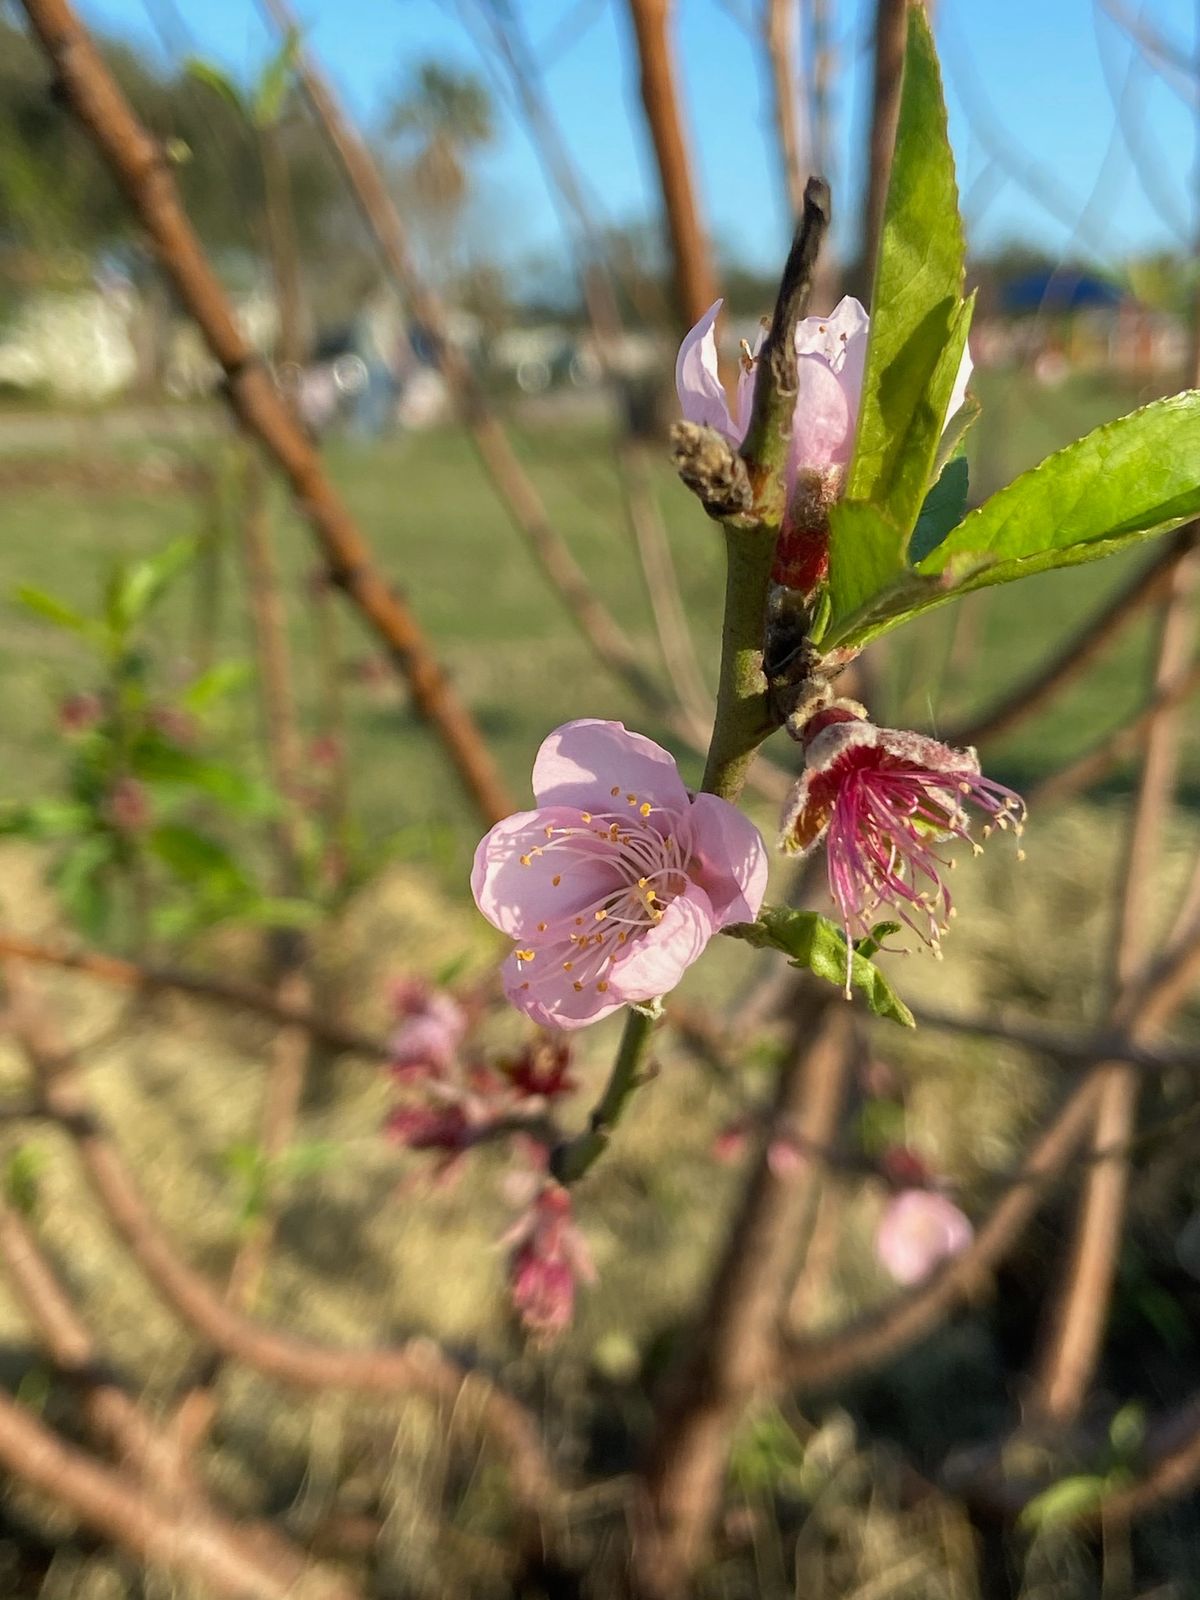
[{"left": 386, "top": 62, "right": 494, "bottom": 270}]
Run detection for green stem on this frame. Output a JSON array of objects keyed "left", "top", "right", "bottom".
[
  {"left": 549, "top": 1001, "right": 659, "bottom": 1184},
  {"left": 701, "top": 526, "right": 780, "bottom": 803}
]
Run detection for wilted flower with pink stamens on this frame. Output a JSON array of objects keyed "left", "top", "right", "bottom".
[
  {"left": 389, "top": 980, "right": 467, "bottom": 1081},
  {"left": 504, "top": 1182, "right": 596, "bottom": 1341},
  {"left": 875, "top": 1189, "right": 973, "bottom": 1286},
  {"left": 472, "top": 720, "right": 768, "bottom": 1029},
  {"left": 780, "top": 709, "right": 1025, "bottom": 963}
]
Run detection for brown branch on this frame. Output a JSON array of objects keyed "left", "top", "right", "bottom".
[
  {"left": 2, "top": 965, "right": 557, "bottom": 1516},
  {"left": 764, "top": 0, "right": 807, "bottom": 219},
  {"left": 632, "top": 995, "right": 851, "bottom": 1597},
  {"left": 945, "top": 534, "right": 1195, "bottom": 749},
  {"left": 623, "top": 0, "right": 719, "bottom": 330},
  {"left": 0, "top": 931, "right": 389, "bottom": 1058},
  {"left": 1028, "top": 656, "right": 1200, "bottom": 810},
  {"left": 862, "top": 0, "right": 923, "bottom": 282},
  {"left": 0, "top": 1199, "right": 359, "bottom": 1599},
  {"left": 14, "top": 0, "right": 511, "bottom": 827},
  {"left": 1031, "top": 550, "right": 1198, "bottom": 1427},
  {"left": 777, "top": 897, "right": 1200, "bottom": 1398}
]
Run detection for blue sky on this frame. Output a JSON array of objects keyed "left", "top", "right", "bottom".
[{"left": 73, "top": 0, "right": 1199, "bottom": 274}]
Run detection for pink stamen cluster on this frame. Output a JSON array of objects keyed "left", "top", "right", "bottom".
[{"left": 781, "top": 713, "right": 1025, "bottom": 967}]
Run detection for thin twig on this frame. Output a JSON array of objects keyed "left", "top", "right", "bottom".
[
  {"left": 1031, "top": 549, "right": 1198, "bottom": 1425},
  {"left": 14, "top": 0, "right": 511, "bottom": 825},
  {"left": 632, "top": 996, "right": 850, "bottom": 1597},
  {"left": 944, "top": 535, "right": 1195, "bottom": 749},
  {"left": 0, "top": 931, "right": 389, "bottom": 1058},
  {"left": 2, "top": 963, "right": 558, "bottom": 1516},
  {"left": 0, "top": 1199, "right": 359, "bottom": 1599}
]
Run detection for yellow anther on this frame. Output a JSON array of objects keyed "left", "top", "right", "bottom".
[
  {"left": 573, "top": 981, "right": 584, "bottom": 992},
  {"left": 595, "top": 909, "right": 607, "bottom": 921},
  {"left": 537, "top": 921, "right": 548, "bottom": 932},
  {"left": 626, "top": 792, "right": 636, "bottom": 803},
  {"left": 637, "top": 877, "right": 648, "bottom": 889},
  {"left": 617, "top": 932, "right": 628, "bottom": 944},
  {"left": 563, "top": 961, "right": 574, "bottom": 971},
  {"left": 597, "top": 980, "right": 609, "bottom": 993},
  {"left": 519, "top": 854, "right": 532, "bottom": 867},
  {"left": 639, "top": 801, "right": 652, "bottom": 817},
  {"left": 580, "top": 812, "right": 591, "bottom": 823},
  {"left": 515, "top": 949, "right": 535, "bottom": 962},
  {"left": 1017, "top": 849, "right": 1027, "bottom": 862},
  {"left": 552, "top": 874, "right": 562, "bottom": 886}
]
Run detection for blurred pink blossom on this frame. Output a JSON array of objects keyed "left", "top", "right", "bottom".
[
  {"left": 504, "top": 1183, "right": 596, "bottom": 1341},
  {"left": 875, "top": 1189, "right": 973, "bottom": 1286},
  {"left": 104, "top": 776, "right": 150, "bottom": 833},
  {"left": 58, "top": 691, "right": 103, "bottom": 735},
  {"left": 472, "top": 720, "right": 768, "bottom": 1029},
  {"left": 388, "top": 980, "right": 468, "bottom": 1081}
]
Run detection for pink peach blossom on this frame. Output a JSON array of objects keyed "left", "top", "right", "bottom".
[
  {"left": 504, "top": 1182, "right": 596, "bottom": 1341},
  {"left": 472, "top": 720, "right": 768, "bottom": 1029},
  {"left": 675, "top": 296, "right": 971, "bottom": 485},
  {"left": 875, "top": 1189, "right": 973, "bottom": 1286},
  {"left": 780, "top": 709, "right": 1024, "bottom": 960}
]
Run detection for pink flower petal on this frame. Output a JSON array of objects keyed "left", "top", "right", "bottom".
[
  {"left": 607, "top": 884, "right": 715, "bottom": 1003},
  {"left": 503, "top": 940, "right": 625, "bottom": 1031},
  {"left": 675, "top": 298, "right": 739, "bottom": 442},
  {"left": 875, "top": 1190, "right": 973, "bottom": 1286},
  {"left": 687, "top": 792, "right": 768, "bottom": 926},
  {"left": 532, "top": 720, "right": 691, "bottom": 818},
  {"left": 789, "top": 354, "right": 856, "bottom": 473},
  {"left": 471, "top": 807, "right": 622, "bottom": 941},
  {"left": 734, "top": 320, "right": 766, "bottom": 441}
]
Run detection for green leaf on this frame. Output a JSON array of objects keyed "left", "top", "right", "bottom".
[
  {"left": 146, "top": 823, "right": 249, "bottom": 895},
  {"left": 827, "top": 6, "right": 968, "bottom": 627},
  {"left": 0, "top": 800, "right": 92, "bottom": 840},
  {"left": 106, "top": 538, "right": 196, "bottom": 634},
  {"left": 51, "top": 835, "right": 116, "bottom": 941},
  {"left": 909, "top": 454, "right": 970, "bottom": 565},
  {"left": 5, "top": 1145, "right": 45, "bottom": 1217},
  {"left": 1019, "top": 1474, "right": 1106, "bottom": 1532},
  {"left": 13, "top": 585, "right": 98, "bottom": 641},
  {"left": 253, "top": 28, "right": 300, "bottom": 129},
  {"left": 825, "top": 391, "right": 1200, "bottom": 649},
  {"left": 181, "top": 660, "right": 253, "bottom": 712},
  {"left": 724, "top": 906, "right": 914, "bottom": 1027},
  {"left": 131, "top": 740, "right": 272, "bottom": 814},
  {"left": 185, "top": 58, "right": 248, "bottom": 119},
  {"left": 854, "top": 920, "right": 902, "bottom": 961},
  {"left": 1108, "top": 1402, "right": 1145, "bottom": 1462}
]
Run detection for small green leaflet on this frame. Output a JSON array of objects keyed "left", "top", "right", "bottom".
[
  {"left": 826, "top": 6, "right": 969, "bottom": 628},
  {"left": 724, "top": 906, "right": 914, "bottom": 1027},
  {"left": 823, "top": 389, "right": 1200, "bottom": 650}
]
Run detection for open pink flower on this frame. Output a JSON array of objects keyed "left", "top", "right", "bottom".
[
  {"left": 676, "top": 295, "right": 971, "bottom": 486},
  {"left": 504, "top": 1182, "right": 596, "bottom": 1341},
  {"left": 875, "top": 1189, "right": 973, "bottom": 1286},
  {"left": 472, "top": 720, "right": 768, "bottom": 1029},
  {"left": 780, "top": 710, "right": 1024, "bottom": 958}
]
